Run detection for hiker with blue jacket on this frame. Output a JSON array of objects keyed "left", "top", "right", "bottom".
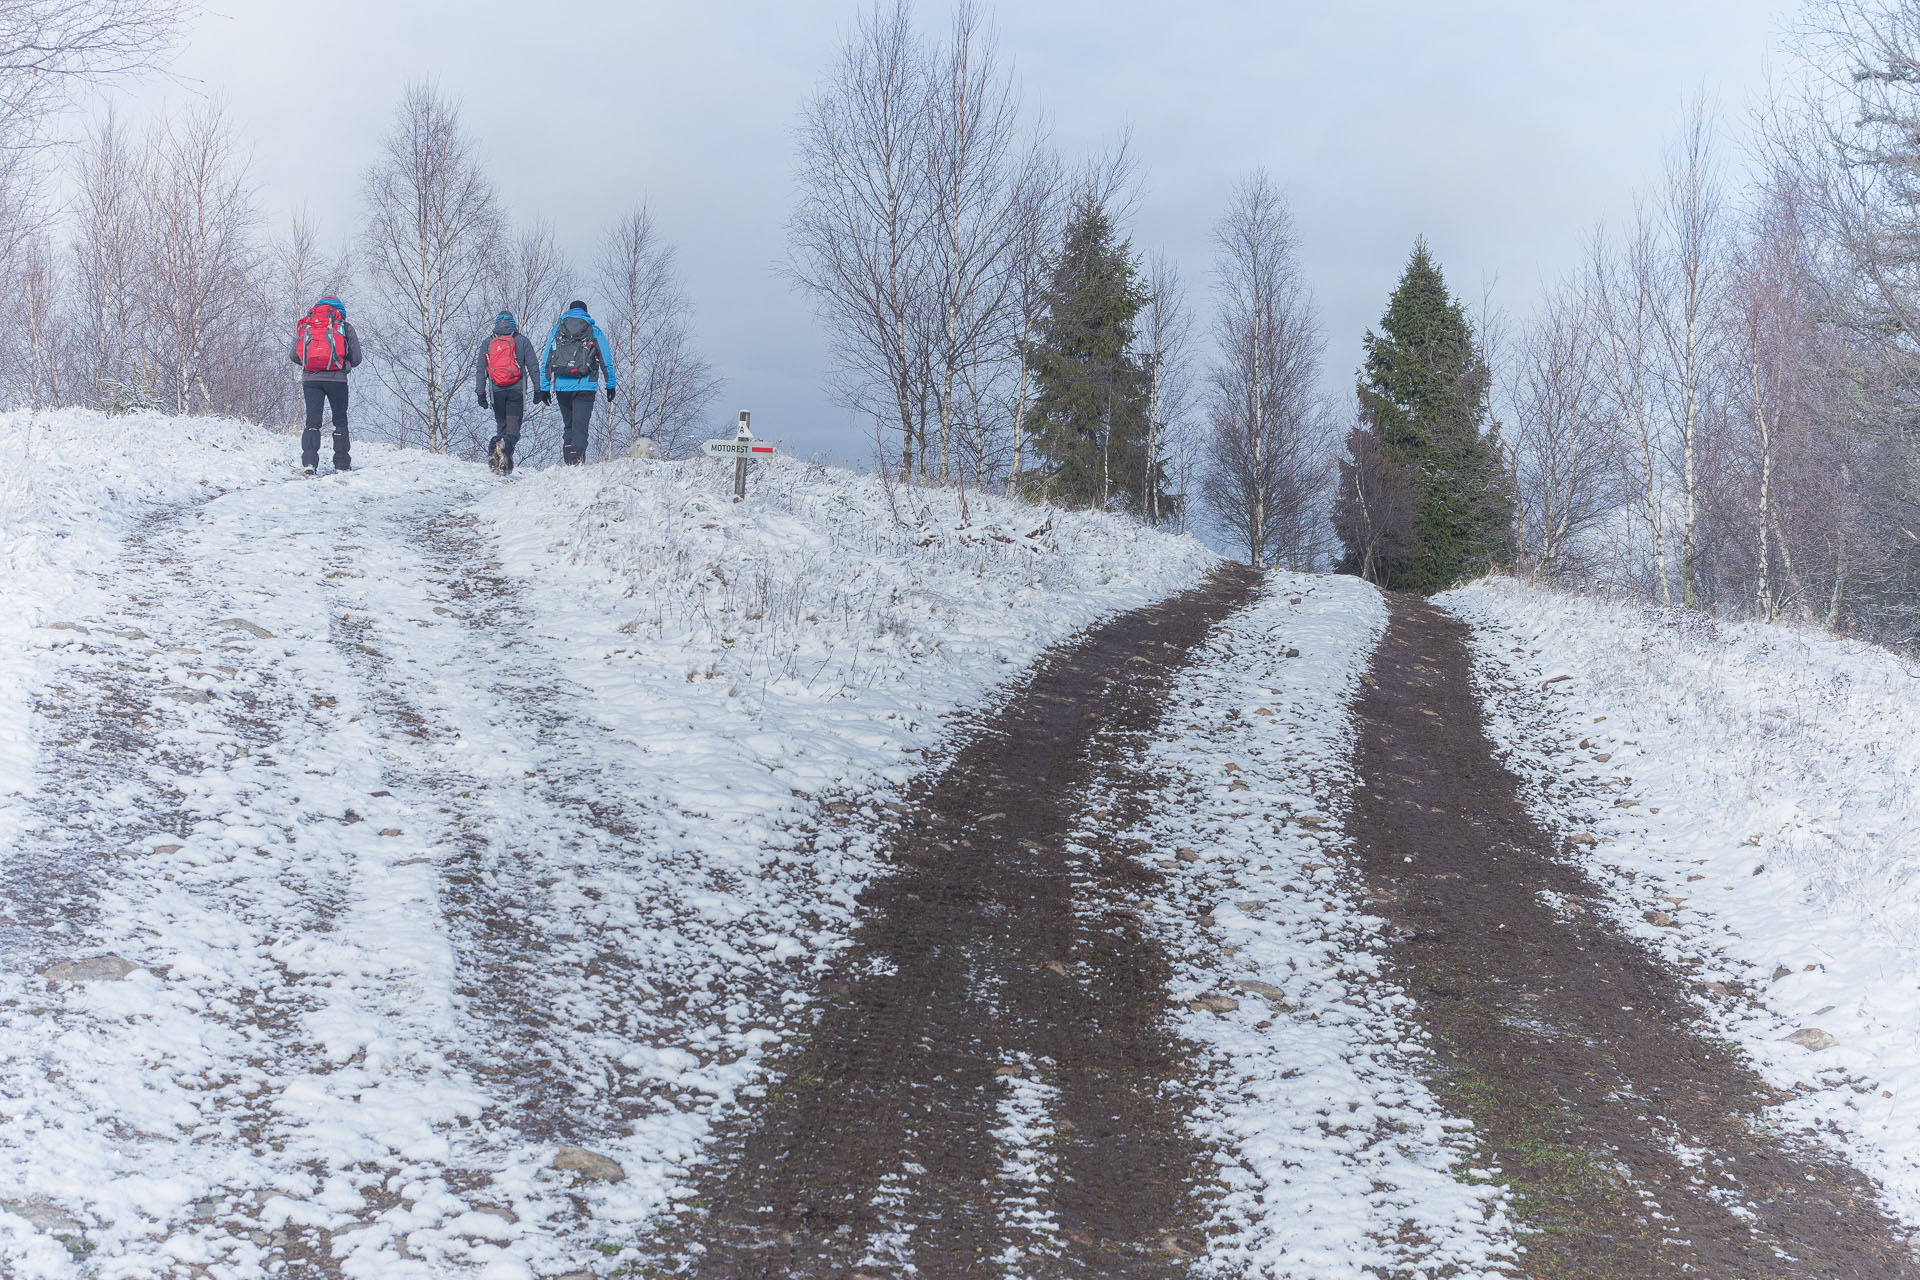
[
  {"left": 535, "top": 300, "right": 616, "bottom": 466},
  {"left": 290, "top": 296, "right": 363, "bottom": 474},
  {"left": 475, "top": 311, "right": 540, "bottom": 475}
]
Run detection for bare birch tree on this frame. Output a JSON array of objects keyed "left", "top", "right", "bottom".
[
  {"left": 923, "top": 1, "right": 1032, "bottom": 483},
  {"left": 594, "top": 205, "right": 720, "bottom": 460},
  {"left": 359, "top": 82, "right": 502, "bottom": 453},
  {"left": 1652, "top": 103, "right": 1726, "bottom": 608},
  {"left": 788, "top": 0, "right": 933, "bottom": 478},
  {"left": 1505, "top": 280, "right": 1616, "bottom": 575},
  {"left": 140, "top": 102, "right": 265, "bottom": 416},
  {"left": 1138, "top": 251, "right": 1196, "bottom": 527},
  {"left": 1587, "top": 215, "right": 1675, "bottom": 602},
  {"left": 1201, "top": 171, "right": 1329, "bottom": 569},
  {"left": 70, "top": 109, "right": 145, "bottom": 407}
]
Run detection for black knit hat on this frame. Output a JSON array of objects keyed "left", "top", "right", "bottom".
[{"left": 568, "top": 299, "right": 589, "bottom": 313}]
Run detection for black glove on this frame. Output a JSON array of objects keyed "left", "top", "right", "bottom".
[
  {"left": 533, "top": 389, "right": 551, "bottom": 405},
  {"left": 605, "top": 386, "right": 617, "bottom": 403},
  {"left": 476, "top": 391, "right": 488, "bottom": 409}
]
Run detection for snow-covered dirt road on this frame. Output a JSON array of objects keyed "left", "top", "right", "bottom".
[{"left": 5, "top": 414, "right": 1920, "bottom": 1279}]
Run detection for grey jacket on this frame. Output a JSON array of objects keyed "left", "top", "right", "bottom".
[
  {"left": 476, "top": 318, "right": 540, "bottom": 398},
  {"left": 290, "top": 317, "right": 363, "bottom": 384}
]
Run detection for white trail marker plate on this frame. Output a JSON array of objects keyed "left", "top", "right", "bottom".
[{"left": 702, "top": 439, "right": 777, "bottom": 458}]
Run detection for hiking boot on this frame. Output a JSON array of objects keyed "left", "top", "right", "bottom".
[
  {"left": 488, "top": 437, "right": 505, "bottom": 475},
  {"left": 302, "top": 465, "right": 316, "bottom": 477}
]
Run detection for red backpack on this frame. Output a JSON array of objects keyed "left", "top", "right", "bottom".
[
  {"left": 296, "top": 304, "right": 347, "bottom": 372},
  {"left": 485, "top": 334, "right": 521, "bottom": 386}
]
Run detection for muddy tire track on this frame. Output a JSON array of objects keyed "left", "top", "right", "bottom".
[
  {"left": 1347, "top": 593, "right": 1918, "bottom": 1278},
  {"left": 659, "top": 564, "right": 1262, "bottom": 1279}
]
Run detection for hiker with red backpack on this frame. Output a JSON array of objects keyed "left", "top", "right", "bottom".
[
  {"left": 290, "top": 297, "right": 363, "bottom": 475},
  {"left": 534, "top": 300, "right": 616, "bottom": 466},
  {"left": 475, "top": 311, "right": 539, "bottom": 475}
]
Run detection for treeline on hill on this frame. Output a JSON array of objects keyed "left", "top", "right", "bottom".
[
  {"left": 788, "top": 2, "right": 1335, "bottom": 564},
  {"left": 0, "top": 72, "right": 720, "bottom": 466},
  {"left": 1335, "top": 3, "right": 1920, "bottom": 651}
]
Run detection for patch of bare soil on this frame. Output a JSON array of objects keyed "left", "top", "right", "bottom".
[
  {"left": 655, "top": 565, "right": 1263, "bottom": 1279},
  {"left": 1348, "top": 593, "right": 1918, "bottom": 1278}
]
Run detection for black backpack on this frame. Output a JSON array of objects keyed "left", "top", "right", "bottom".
[{"left": 549, "top": 316, "right": 599, "bottom": 380}]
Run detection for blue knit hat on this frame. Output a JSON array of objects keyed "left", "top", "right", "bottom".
[
  {"left": 316, "top": 296, "right": 345, "bottom": 318},
  {"left": 497, "top": 311, "right": 515, "bottom": 326}
]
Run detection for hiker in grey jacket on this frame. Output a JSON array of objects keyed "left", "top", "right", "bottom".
[
  {"left": 290, "top": 296, "right": 364, "bottom": 474},
  {"left": 475, "top": 311, "right": 540, "bottom": 475}
]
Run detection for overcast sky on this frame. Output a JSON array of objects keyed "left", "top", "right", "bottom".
[{"left": 115, "top": 1, "right": 1797, "bottom": 464}]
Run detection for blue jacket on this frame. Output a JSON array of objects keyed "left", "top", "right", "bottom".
[{"left": 539, "top": 308, "right": 618, "bottom": 393}]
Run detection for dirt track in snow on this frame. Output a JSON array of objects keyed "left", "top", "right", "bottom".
[
  {"left": 1346, "top": 593, "right": 1918, "bottom": 1279},
  {"left": 653, "top": 564, "right": 1263, "bottom": 1278}
]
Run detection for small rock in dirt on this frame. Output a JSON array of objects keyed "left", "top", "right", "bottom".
[
  {"left": 1592, "top": 753, "right": 1612, "bottom": 763},
  {"left": 1288, "top": 597, "right": 1302, "bottom": 606},
  {"left": 994, "top": 1064, "right": 1027, "bottom": 1079},
  {"left": 1043, "top": 960, "right": 1069, "bottom": 978},
  {"left": 153, "top": 844, "right": 183, "bottom": 855},
  {"left": 1783, "top": 1028, "right": 1838, "bottom": 1052},
  {"left": 551, "top": 1144, "right": 625, "bottom": 1184},
  {"left": 44, "top": 621, "right": 89, "bottom": 634},
  {"left": 40, "top": 954, "right": 140, "bottom": 983},
  {"left": 1643, "top": 910, "right": 1674, "bottom": 927},
  {"left": 379, "top": 828, "right": 403, "bottom": 837},
  {"left": 214, "top": 618, "right": 275, "bottom": 639},
  {"left": 1285, "top": 648, "right": 1300, "bottom": 658},
  {"left": 164, "top": 689, "right": 213, "bottom": 704},
  {"left": 1175, "top": 848, "right": 1199, "bottom": 863},
  {"left": 1228, "top": 778, "right": 1250, "bottom": 791},
  {"left": 1156, "top": 858, "right": 1179, "bottom": 869},
  {"left": 1773, "top": 965, "right": 1794, "bottom": 982},
  {"left": 1235, "top": 900, "right": 1265, "bottom": 912},
  {"left": 1234, "top": 980, "right": 1291, "bottom": 1006},
  {"left": 1699, "top": 981, "right": 1733, "bottom": 996},
  {"left": 1566, "top": 832, "right": 1598, "bottom": 848},
  {"left": 1541, "top": 674, "right": 1572, "bottom": 688},
  {"left": 1188, "top": 995, "right": 1240, "bottom": 1014}
]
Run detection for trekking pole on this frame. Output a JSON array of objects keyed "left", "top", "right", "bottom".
[{"left": 734, "top": 411, "right": 751, "bottom": 503}]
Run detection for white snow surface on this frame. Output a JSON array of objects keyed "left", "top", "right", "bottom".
[
  {"left": 1092, "top": 575, "right": 1518, "bottom": 1279},
  {"left": 1446, "top": 577, "right": 1920, "bottom": 1229},
  {"left": 0, "top": 410, "right": 1215, "bottom": 1278}
]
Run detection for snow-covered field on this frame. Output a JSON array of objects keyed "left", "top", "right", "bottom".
[
  {"left": 1447, "top": 578, "right": 1920, "bottom": 1227},
  {"left": 1094, "top": 574, "right": 1517, "bottom": 1279},
  {"left": 0, "top": 410, "right": 1213, "bottom": 1278}
]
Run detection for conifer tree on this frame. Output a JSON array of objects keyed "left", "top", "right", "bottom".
[
  {"left": 1346, "top": 238, "right": 1512, "bottom": 591},
  {"left": 1023, "top": 200, "right": 1163, "bottom": 510}
]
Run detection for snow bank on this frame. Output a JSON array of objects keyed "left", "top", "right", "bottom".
[
  {"left": 483, "top": 455, "right": 1218, "bottom": 788},
  {"left": 1446, "top": 577, "right": 1920, "bottom": 1225}
]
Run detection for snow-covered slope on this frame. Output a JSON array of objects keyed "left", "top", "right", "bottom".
[
  {"left": 0, "top": 411, "right": 1214, "bottom": 1278},
  {"left": 1446, "top": 578, "right": 1920, "bottom": 1224}
]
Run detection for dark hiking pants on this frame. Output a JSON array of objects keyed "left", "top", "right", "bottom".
[
  {"left": 489, "top": 388, "right": 524, "bottom": 473},
  {"left": 302, "top": 381, "right": 350, "bottom": 470},
  {"left": 557, "top": 390, "right": 594, "bottom": 465}
]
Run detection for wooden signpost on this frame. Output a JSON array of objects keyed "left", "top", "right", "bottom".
[{"left": 701, "top": 411, "right": 775, "bottom": 502}]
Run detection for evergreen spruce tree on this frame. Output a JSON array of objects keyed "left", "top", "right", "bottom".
[
  {"left": 1024, "top": 201, "right": 1164, "bottom": 511},
  {"left": 1351, "top": 238, "right": 1513, "bottom": 592}
]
